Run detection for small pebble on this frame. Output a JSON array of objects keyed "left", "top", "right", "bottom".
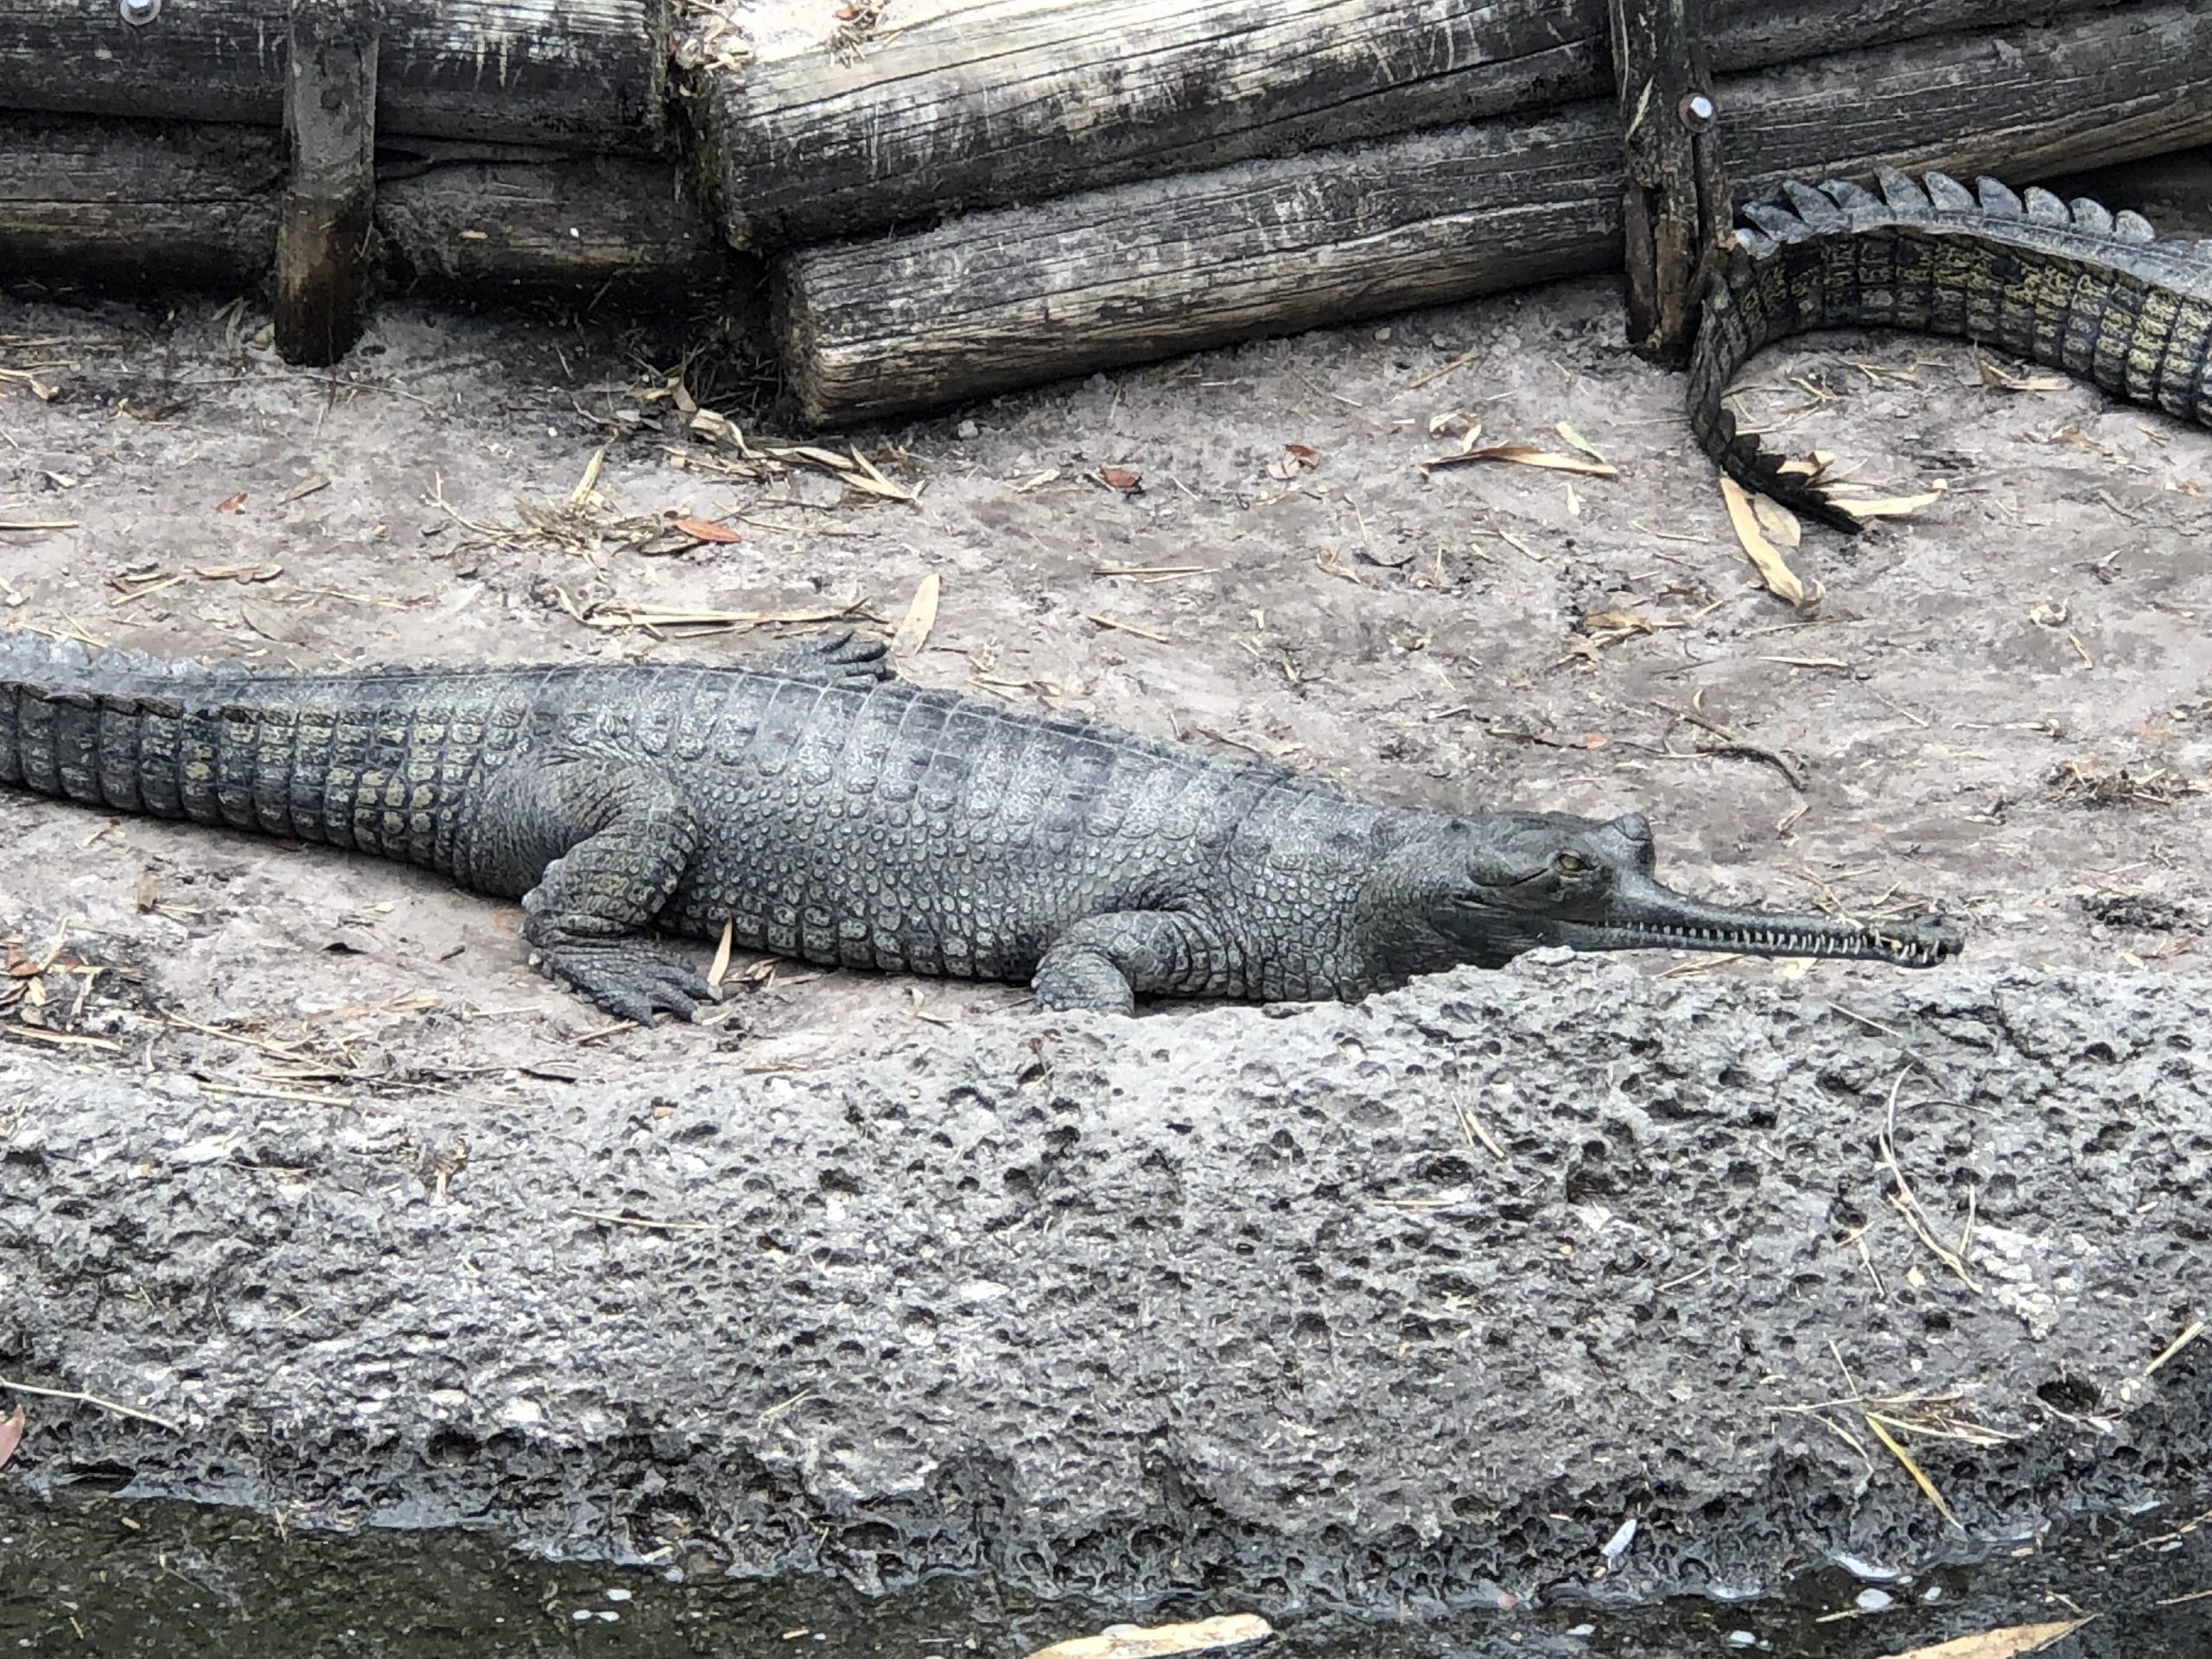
[
  {"left": 1726, "top": 1633, "right": 1758, "bottom": 1649},
  {"left": 605, "top": 1589, "right": 632, "bottom": 1603},
  {"left": 1855, "top": 1588, "right": 1895, "bottom": 1613},
  {"left": 956, "top": 419, "right": 979, "bottom": 440}
]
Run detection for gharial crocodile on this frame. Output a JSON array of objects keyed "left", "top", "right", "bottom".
[
  {"left": 0, "top": 626, "right": 1960, "bottom": 1021},
  {"left": 1689, "top": 166, "right": 2212, "bottom": 530},
  {"left": 25, "top": 166, "right": 2184, "bottom": 1025}
]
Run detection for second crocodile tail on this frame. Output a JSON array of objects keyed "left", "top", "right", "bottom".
[{"left": 1689, "top": 166, "right": 2212, "bottom": 531}]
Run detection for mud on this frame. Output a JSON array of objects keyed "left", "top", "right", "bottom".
[{"left": 1, "top": 165, "right": 2209, "bottom": 1622}]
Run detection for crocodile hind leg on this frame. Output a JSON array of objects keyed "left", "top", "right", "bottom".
[
  {"left": 461, "top": 751, "right": 715, "bottom": 1024},
  {"left": 1032, "top": 912, "right": 1224, "bottom": 1014}
]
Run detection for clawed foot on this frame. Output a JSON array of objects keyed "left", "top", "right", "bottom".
[{"left": 529, "top": 938, "right": 719, "bottom": 1026}]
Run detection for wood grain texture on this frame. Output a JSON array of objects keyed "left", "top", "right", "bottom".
[
  {"left": 0, "top": 112, "right": 281, "bottom": 287},
  {"left": 275, "top": 0, "right": 379, "bottom": 365},
  {"left": 702, "top": 0, "right": 2128, "bottom": 248},
  {"left": 376, "top": 146, "right": 728, "bottom": 294},
  {"left": 0, "top": 0, "right": 662, "bottom": 146},
  {"left": 0, "top": 114, "right": 724, "bottom": 298},
  {"left": 779, "top": 0, "right": 2212, "bottom": 423}
]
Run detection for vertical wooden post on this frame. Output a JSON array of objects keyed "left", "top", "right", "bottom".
[
  {"left": 276, "top": 0, "right": 379, "bottom": 365},
  {"left": 1611, "top": 0, "right": 1730, "bottom": 366}
]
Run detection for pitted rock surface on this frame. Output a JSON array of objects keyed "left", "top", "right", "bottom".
[{"left": 1, "top": 957, "right": 2207, "bottom": 1611}]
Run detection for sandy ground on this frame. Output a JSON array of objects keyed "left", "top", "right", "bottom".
[{"left": 1, "top": 205, "right": 2207, "bottom": 1090}]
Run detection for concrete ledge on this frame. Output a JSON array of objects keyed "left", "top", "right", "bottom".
[{"left": 2, "top": 959, "right": 2206, "bottom": 1611}]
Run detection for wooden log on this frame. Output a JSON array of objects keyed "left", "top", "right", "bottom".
[
  {"left": 699, "top": 0, "right": 2129, "bottom": 249},
  {"left": 778, "top": 0, "right": 2212, "bottom": 424},
  {"left": 0, "top": 0, "right": 662, "bottom": 148},
  {"left": 1611, "top": 0, "right": 1730, "bottom": 364},
  {"left": 0, "top": 114, "right": 726, "bottom": 299},
  {"left": 275, "top": 0, "right": 380, "bottom": 366},
  {"left": 0, "top": 112, "right": 280, "bottom": 288},
  {"left": 375, "top": 143, "right": 731, "bottom": 295}
]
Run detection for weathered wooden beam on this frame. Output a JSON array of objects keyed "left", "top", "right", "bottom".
[
  {"left": 375, "top": 143, "right": 732, "bottom": 295},
  {"left": 275, "top": 0, "right": 379, "bottom": 365},
  {"left": 0, "top": 0, "right": 663, "bottom": 148},
  {"left": 0, "top": 114, "right": 726, "bottom": 301},
  {"left": 1611, "top": 0, "right": 1730, "bottom": 365},
  {"left": 698, "top": 0, "right": 2128, "bottom": 249},
  {"left": 777, "top": 0, "right": 2212, "bottom": 423}
]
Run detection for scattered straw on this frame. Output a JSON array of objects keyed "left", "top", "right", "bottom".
[
  {"left": 1866, "top": 1413, "right": 1955, "bottom": 1525},
  {"left": 0, "top": 1374, "right": 181, "bottom": 1433},
  {"left": 1455, "top": 1096, "right": 1506, "bottom": 1162},
  {"left": 1878, "top": 1070, "right": 1980, "bottom": 1292},
  {"left": 1084, "top": 613, "right": 1169, "bottom": 643},
  {"left": 2145, "top": 1319, "right": 2206, "bottom": 1376},
  {"left": 569, "top": 1208, "right": 714, "bottom": 1233}
]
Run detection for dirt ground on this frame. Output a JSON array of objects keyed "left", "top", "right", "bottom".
[{"left": 2, "top": 192, "right": 2207, "bottom": 1090}]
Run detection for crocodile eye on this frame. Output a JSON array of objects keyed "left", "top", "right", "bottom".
[{"left": 1554, "top": 852, "right": 1588, "bottom": 876}]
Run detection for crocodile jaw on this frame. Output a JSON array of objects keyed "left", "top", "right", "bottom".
[{"left": 1541, "top": 873, "right": 1963, "bottom": 968}]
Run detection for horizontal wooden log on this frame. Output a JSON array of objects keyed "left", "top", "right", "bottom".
[
  {"left": 779, "top": 0, "right": 2212, "bottom": 423},
  {"left": 702, "top": 0, "right": 2127, "bottom": 249},
  {"left": 0, "top": 0, "right": 662, "bottom": 147},
  {"left": 0, "top": 115, "right": 726, "bottom": 298},
  {"left": 376, "top": 144, "right": 730, "bottom": 294}
]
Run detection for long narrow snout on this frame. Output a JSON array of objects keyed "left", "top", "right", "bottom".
[{"left": 1571, "top": 873, "right": 1962, "bottom": 969}]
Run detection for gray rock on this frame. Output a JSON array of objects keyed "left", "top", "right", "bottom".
[{"left": 1, "top": 957, "right": 2206, "bottom": 1613}]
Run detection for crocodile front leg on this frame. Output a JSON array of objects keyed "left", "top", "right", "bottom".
[
  {"left": 1032, "top": 912, "right": 1230, "bottom": 1014},
  {"left": 461, "top": 751, "right": 715, "bottom": 1024}
]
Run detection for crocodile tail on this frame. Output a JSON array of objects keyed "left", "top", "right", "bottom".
[
  {"left": 1688, "top": 168, "right": 2212, "bottom": 532},
  {"left": 0, "top": 626, "right": 253, "bottom": 820}
]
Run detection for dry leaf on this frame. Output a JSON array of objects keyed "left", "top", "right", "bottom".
[
  {"left": 239, "top": 597, "right": 303, "bottom": 644},
  {"left": 215, "top": 491, "right": 247, "bottom": 512},
  {"left": 1880, "top": 1619, "right": 2088, "bottom": 1658},
  {"left": 1555, "top": 421, "right": 1609, "bottom": 464},
  {"left": 1581, "top": 609, "right": 1653, "bottom": 638},
  {"left": 1822, "top": 484, "right": 1946, "bottom": 519},
  {"left": 194, "top": 563, "right": 283, "bottom": 583},
  {"left": 671, "top": 515, "right": 741, "bottom": 543},
  {"left": 1719, "top": 476, "right": 1818, "bottom": 608},
  {"left": 1097, "top": 465, "right": 1142, "bottom": 493},
  {"left": 892, "top": 572, "right": 940, "bottom": 657},
  {"left": 708, "top": 920, "right": 734, "bottom": 992},
  {"left": 1423, "top": 442, "right": 1618, "bottom": 478},
  {"left": 1977, "top": 359, "right": 2067, "bottom": 393},
  {"left": 1267, "top": 442, "right": 1322, "bottom": 480},
  {"left": 1750, "top": 495, "right": 1802, "bottom": 549},
  {"left": 0, "top": 1404, "right": 22, "bottom": 1471},
  {"left": 1023, "top": 1614, "right": 1274, "bottom": 1659}
]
